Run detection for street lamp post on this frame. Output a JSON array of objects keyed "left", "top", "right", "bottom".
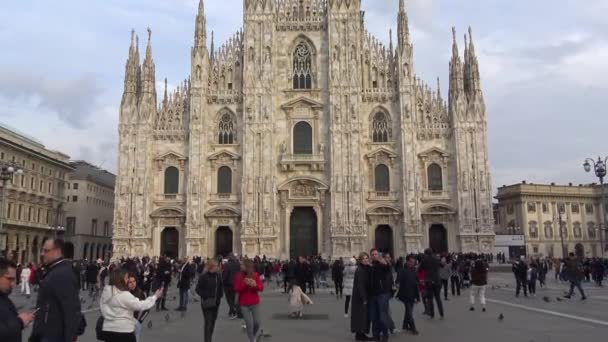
[
  {"left": 554, "top": 210, "right": 567, "bottom": 258},
  {"left": 0, "top": 162, "right": 24, "bottom": 257},
  {"left": 583, "top": 156, "right": 608, "bottom": 257}
]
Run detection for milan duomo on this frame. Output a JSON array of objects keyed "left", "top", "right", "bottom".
[{"left": 112, "top": 0, "right": 495, "bottom": 260}]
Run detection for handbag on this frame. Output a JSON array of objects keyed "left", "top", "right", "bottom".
[{"left": 201, "top": 274, "right": 219, "bottom": 309}]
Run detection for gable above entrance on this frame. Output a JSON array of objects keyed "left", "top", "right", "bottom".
[{"left": 150, "top": 207, "right": 185, "bottom": 218}]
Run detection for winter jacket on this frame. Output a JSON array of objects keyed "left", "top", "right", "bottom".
[
  {"left": 222, "top": 258, "right": 240, "bottom": 288},
  {"left": 29, "top": 259, "right": 81, "bottom": 342},
  {"left": 196, "top": 271, "right": 224, "bottom": 307},
  {"left": 234, "top": 272, "right": 264, "bottom": 306},
  {"left": 100, "top": 286, "right": 157, "bottom": 333},
  {"left": 471, "top": 260, "right": 488, "bottom": 286},
  {"left": 342, "top": 264, "right": 357, "bottom": 296},
  {"left": 369, "top": 261, "right": 392, "bottom": 296},
  {"left": 396, "top": 267, "right": 420, "bottom": 303},
  {"left": 0, "top": 293, "right": 23, "bottom": 342}
]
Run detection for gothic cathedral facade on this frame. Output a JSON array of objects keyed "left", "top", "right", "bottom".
[{"left": 112, "top": 0, "right": 495, "bottom": 259}]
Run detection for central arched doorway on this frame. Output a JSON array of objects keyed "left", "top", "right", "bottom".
[
  {"left": 575, "top": 243, "right": 584, "bottom": 257},
  {"left": 64, "top": 242, "right": 75, "bottom": 260},
  {"left": 215, "top": 226, "right": 233, "bottom": 258},
  {"left": 290, "top": 207, "right": 318, "bottom": 258},
  {"left": 375, "top": 225, "right": 394, "bottom": 257},
  {"left": 429, "top": 224, "right": 448, "bottom": 254},
  {"left": 161, "top": 227, "right": 179, "bottom": 259}
]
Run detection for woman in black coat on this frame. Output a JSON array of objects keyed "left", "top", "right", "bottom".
[
  {"left": 350, "top": 252, "right": 371, "bottom": 341},
  {"left": 396, "top": 255, "right": 420, "bottom": 335},
  {"left": 196, "top": 260, "right": 224, "bottom": 342}
]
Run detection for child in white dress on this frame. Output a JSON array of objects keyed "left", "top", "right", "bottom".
[{"left": 288, "top": 280, "right": 313, "bottom": 318}]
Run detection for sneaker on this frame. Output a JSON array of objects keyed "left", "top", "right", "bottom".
[
  {"left": 344, "top": 313, "right": 349, "bottom": 318},
  {"left": 469, "top": 307, "right": 475, "bottom": 311},
  {"left": 482, "top": 307, "right": 486, "bottom": 312},
  {"left": 392, "top": 328, "right": 402, "bottom": 334},
  {"left": 581, "top": 296, "right": 587, "bottom": 301},
  {"left": 411, "top": 330, "right": 419, "bottom": 336}
]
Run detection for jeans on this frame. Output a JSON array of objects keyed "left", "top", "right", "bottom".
[
  {"left": 179, "top": 288, "right": 190, "bottom": 309},
  {"left": 101, "top": 331, "right": 137, "bottom": 342},
  {"left": 41, "top": 338, "right": 65, "bottom": 342},
  {"left": 515, "top": 277, "right": 528, "bottom": 297},
  {"left": 156, "top": 285, "right": 169, "bottom": 309},
  {"left": 344, "top": 295, "right": 351, "bottom": 315},
  {"left": 21, "top": 280, "right": 30, "bottom": 296},
  {"left": 450, "top": 276, "right": 461, "bottom": 296},
  {"left": 241, "top": 304, "right": 261, "bottom": 342},
  {"left": 369, "top": 293, "right": 390, "bottom": 338},
  {"left": 470, "top": 285, "right": 486, "bottom": 307},
  {"left": 224, "top": 287, "right": 236, "bottom": 316},
  {"left": 441, "top": 279, "right": 449, "bottom": 299},
  {"left": 334, "top": 278, "right": 343, "bottom": 297},
  {"left": 401, "top": 300, "right": 417, "bottom": 331},
  {"left": 425, "top": 282, "right": 444, "bottom": 317},
  {"left": 202, "top": 307, "right": 219, "bottom": 342},
  {"left": 528, "top": 280, "right": 536, "bottom": 295},
  {"left": 567, "top": 280, "right": 586, "bottom": 297}
]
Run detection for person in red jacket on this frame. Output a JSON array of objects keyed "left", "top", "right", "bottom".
[{"left": 234, "top": 259, "right": 264, "bottom": 342}]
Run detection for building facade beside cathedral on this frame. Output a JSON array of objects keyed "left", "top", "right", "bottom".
[{"left": 112, "top": 0, "right": 494, "bottom": 259}]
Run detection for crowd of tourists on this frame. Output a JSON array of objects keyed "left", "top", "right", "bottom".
[{"left": 2, "top": 239, "right": 608, "bottom": 342}]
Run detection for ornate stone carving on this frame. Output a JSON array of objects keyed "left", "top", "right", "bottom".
[{"left": 291, "top": 181, "right": 316, "bottom": 198}]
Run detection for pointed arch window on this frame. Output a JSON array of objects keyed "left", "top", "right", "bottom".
[
  {"left": 372, "top": 112, "right": 391, "bottom": 142},
  {"left": 293, "top": 43, "right": 312, "bottom": 89},
  {"left": 218, "top": 113, "right": 236, "bottom": 144},
  {"left": 293, "top": 121, "right": 313, "bottom": 155},
  {"left": 427, "top": 163, "right": 443, "bottom": 191},
  {"left": 164, "top": 167, "right": 179, "bottom": 194},
  {"left": 374, "top": 164, "right": 390, "bottom": 192},
  {"left": 217, "top": 166, "right": 232, "bottom": 194}
]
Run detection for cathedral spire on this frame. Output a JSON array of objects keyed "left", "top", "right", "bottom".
[
  {"left": 162, "top": 77, "right": 168, "bottom": 108},
  {"left": 464, "top": 26, "right": 481, "bottom": 94},
  {"left": 194, "top": 0, "right": 207, "bottom": 49},
  {"left": 142, "top": 28, "right": 156, "bottom": 97},
  {"left": 123, "top": 29, "right": 139, "bottom": 95},
  {"left": 397, "top": 0, "right": 410, "bottom": 53},
  {"left": 449, "top": 27, "right": 464, "bottom": 99},
  {"left": 437, "top": 77, "right": 442, "bottom": 101},
  {"left": 210, "top": 30, "right": 215, "bottom": 61}
]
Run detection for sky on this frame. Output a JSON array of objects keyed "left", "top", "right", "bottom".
[{"left": 0, "top": 0, "right": 607, "bottom": 191}]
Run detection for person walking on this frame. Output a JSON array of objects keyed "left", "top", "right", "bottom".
[
  {"left": 196, "top": 260, "right": 224, "bottom": 342},
  {"left": 331, "top": 259, "right": 344, "bottom": 299},
  {"left": 512, "top": 256, "right": 528, "bottom": 297},
  {"left": 351, "top": 252, "right": 372, "bottom": 341},
  {"left": 563, "top": 253, "right": 586, "bottom": 300},
  {"left": 396, "top": 255, "right": 420, "bottom": 335},
  {"left": 155, "top": 257, "right": 172, "bottom": 311},
  {"left": 126, "top": 273, "right": 150, "bottom": 342},
  {"left": 0, "top": 258, "right": 35, "bottom": 342},
  {"left": 342, "top": 257, "right": 357, "bottom": 318},
  {"left": 20, "top": 263, "right": 31, "bottom": 298},
  {"left": 99, "top": 268, "right": 163, "bottom": 342},
  {"left": 30, "top": 239, "right": 82, "bottom": 342},
  {"left": 469, "top": 258, "right": 488, "bottom": 312},
  {"left": 439, "top": 258, "right": 450, "bottom": 301},
  {"left": 86, "top": 260, "right": 100, "bottom": 298},
  {"left": 234, "top": 259, "right": 264, "bottom": 342},
  {"left": 420, "top": 249, "right": 444, "bottom": 319},
  {"left": 223, "top": 254, "right": 240, "bottom": 319},
  {"left": 450, "top": 259, "right": 461, "bottom": 297},
  {"left": 527, "top": 263, "right": 538, "bottom": 296},
  {"left": 368, "top": 249, "right": 392, "bottom": 341},
  {"left": 176, "top": 258, "right": 194, "bottom": 311}
]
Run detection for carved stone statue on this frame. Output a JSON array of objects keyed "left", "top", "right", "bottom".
[{"left": 280, "top": 140, "right": 287, "bottom": 155}]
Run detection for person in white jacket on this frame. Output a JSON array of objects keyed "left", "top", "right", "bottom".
[
  {"left": 100, "top": 268, "right": 163, "bottom": 342},
  {"left": 20, "top": 264, "right": 31, "bottom": 298}
]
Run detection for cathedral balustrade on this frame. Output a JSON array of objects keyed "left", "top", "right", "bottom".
[
  {"left": 154, "top": 193, "right": 186, "bottom": 206},
  {"left": 421, "top": 190, "right": 450, "bottom": 201},
  {"left": 209, "top": 193, "right": 240, "bottom": 204},
  {"left": 361, "top": 88, "right": 398, "bottom": 103},
  {"left": 367, "top": 191, "right": 399, "bottom": 202},
  {"left": 280, "top": 153, "right": 325, "bottom": 171}
]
